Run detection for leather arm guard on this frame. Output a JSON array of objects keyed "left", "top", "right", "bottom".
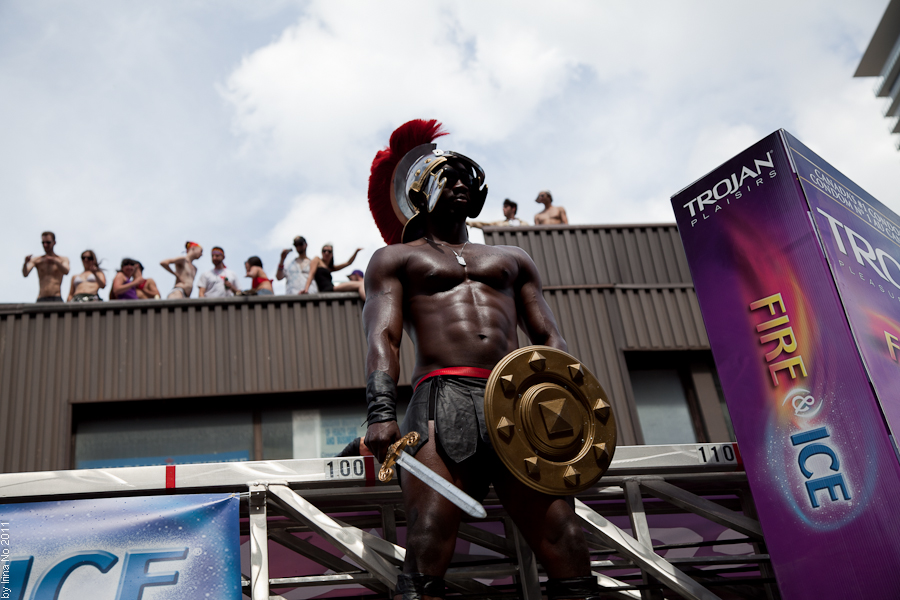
[{"left": 366, "top": 370, "right": 398, "bottom": 426}]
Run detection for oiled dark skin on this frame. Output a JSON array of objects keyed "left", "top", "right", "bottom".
[
  {"left": 367, "top": 226, "right": 563, "bottom": 384},
  {"left": 363, "top": 167, "right": 591, "bottom": 597}
]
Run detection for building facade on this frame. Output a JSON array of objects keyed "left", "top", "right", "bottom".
[
  {"left": 856, "top": 0, "right": 900, "bottom": 148},
  {"left": 0, "top": 224, "right": 732, "bottom": 474}
]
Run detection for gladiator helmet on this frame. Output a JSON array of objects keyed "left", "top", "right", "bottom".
[{"left": 368, "top": 119, "right": 488, "bottom": 245}]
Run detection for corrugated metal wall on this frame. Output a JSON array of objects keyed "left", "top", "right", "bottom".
[
  {"left": 491, "top": 223, "right": 711, "bottom": 446},
  {"left": 488, "top": 224, "right": 707, "bottom": 351},
  {"left": 484, "top": 223, "right": 692, "bottom": 286},
  {"left": 0, "top": 295, "right": 415, "bottom": 402},
  {"left": 613, "top": 287, "right": 708, "bottom": 350},
  {"left": 0, "top": 224, "right": 713, "bottom": 472},
  {"left": 0, "top": 295, "right": 417, "bottom": 472}
]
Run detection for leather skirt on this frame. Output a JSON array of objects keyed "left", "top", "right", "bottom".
[{"left": 400, "top": 375, "right": 493, "bottom": 464}]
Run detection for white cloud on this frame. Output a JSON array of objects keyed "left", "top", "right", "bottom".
[
  {"left": 686, "top": 124, "right": 766, "bottom": 186},
  {"left": 223, "top": 0, "right": 900, "bottom": 229},
  {"left": 1, "top": 0, "right": 898, "bottom": 303},
  {"left": 221, "top": 1, "right": 576, "bottom": 184}
]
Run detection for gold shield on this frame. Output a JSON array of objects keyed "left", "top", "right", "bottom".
[{"left": 485, "top": 346, "right": 617, "bottom": 495}]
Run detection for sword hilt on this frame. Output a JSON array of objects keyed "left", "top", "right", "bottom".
[{"left": 378, "top": 431, "right": 421, "bottom": 482}]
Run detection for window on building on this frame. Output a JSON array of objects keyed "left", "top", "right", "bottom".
[
  {"left": 260, "top": 403, "right": 408, "bottom": 459},
  {"left": 75, "top": 409, "right": 254, "bottom": 469},
  {"left": 261, "top": 409, "right": 293, "bottom": 460},
  {"left": 630, "top": 368, "right": 698, "bottom": 445},
  {"left": 73, "top": 387, "right": 412, "bottom": 468},
  {"left": 260, "top": 406, "right": 371, "bottom": 460},
  {"left": 627, "top": 351, "right": 734, "bottom": 445}
]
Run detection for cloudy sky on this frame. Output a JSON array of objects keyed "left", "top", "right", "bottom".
[{"left": 2, "top": 0, "right": 897, "bottom": 302}]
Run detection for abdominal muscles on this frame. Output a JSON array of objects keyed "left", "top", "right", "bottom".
[{"left": 408, "top": 281, "right": 519, "bottom": 378}]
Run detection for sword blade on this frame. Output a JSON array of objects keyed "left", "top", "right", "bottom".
[{"left": 395, "top": 452, "right": 487, "bottom": 519}]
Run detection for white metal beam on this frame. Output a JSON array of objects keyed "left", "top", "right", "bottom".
[
  {"left": 575, "top": 499, "right": 722, "bottom": 600},
  {"left": 248, "top": 484, "right": 270, "bottom": 600},
  {"left": 267, "top": 484, "right": 400, "bottom": 590},
  {"left": 639, "top": 479, "right": 763, "bottom": 540}
]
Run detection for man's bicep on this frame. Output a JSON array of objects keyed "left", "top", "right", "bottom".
[
  {"left": 362, "top": 254, "right": 404, "bottom": 377},
  {"left": 516, "top": 252, "right": 566, "bottom": 350}
]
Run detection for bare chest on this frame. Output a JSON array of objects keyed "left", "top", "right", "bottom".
[
  {"left": 177, "top": 262, "right": 197, "bottom": 279},
  {"left": 403, "top": 245, "right": 518, "bottom": 295},
  {"left": 36, "top": 259, "right": 62, "bottom": 277},
  {"left": 536, "top": 207, "right": 563, "bottom": 224}
]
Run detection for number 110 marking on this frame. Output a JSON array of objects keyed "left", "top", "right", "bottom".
[{"left": 699, "top": 444, "right": 736, "bottom": 463}]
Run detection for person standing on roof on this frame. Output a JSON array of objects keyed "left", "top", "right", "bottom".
[
  {"left": 197, "top": 246, "right": 240, "bottom": 298},
  {"left": 23, "top": 231, "right": 70, "bottom": 302},
  {"left": 160, "top": 241, "right": 202, "bottom": 299},
  {"left": 277, "top": 236, "right": 318, "bottom": 295},
  {"left": 301, "top": 244, "right": 362, "bottom": 294},
  {"left": 111, "top": 258, "right": 143, "bottom": 300},
  {"left": 245, "top": 256, "right": 274, "bottom": 295},
  {"left": 467, "top": 198, "right": 529, "bottom": 228},
  {"left": 67, "top": 249, "right": 106, "bottom": 302},
  {"left": 533, "top": 190, "right": 569, "bottom": 225}
]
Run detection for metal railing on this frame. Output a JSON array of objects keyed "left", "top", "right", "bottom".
[{"left": 0, "top": 443, "right": 778, "bottom": 599}]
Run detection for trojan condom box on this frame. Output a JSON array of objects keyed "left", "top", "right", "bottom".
[{"left": 671, "top": 130, "right": 900, "bottom": 598}]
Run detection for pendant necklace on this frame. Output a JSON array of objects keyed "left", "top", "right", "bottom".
[{"left": 427, "top": 238, "right": 469, "bottom": 266}]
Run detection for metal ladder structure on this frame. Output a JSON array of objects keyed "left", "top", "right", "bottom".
[{"left": 0, "top": 443, "right": 778, "bottom": 599}]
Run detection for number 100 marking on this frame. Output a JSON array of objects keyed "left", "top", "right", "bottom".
[{"left": 325, "top": 458, "right": 365, "bottom": 478}]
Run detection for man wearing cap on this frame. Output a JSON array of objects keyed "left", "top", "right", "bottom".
[
  {"left": 276, "top": 236, "right": 318, "bottom": 295},
  {"left": 364, "top": 120, "right": 599, "bottom": 600},
  {"left": 333, "top": 269, "right": 366, "bottom": 301}
]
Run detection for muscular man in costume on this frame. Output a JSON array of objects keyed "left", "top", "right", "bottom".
[{"left": 364, "top": 120, "right": 599, "bottom": 600}]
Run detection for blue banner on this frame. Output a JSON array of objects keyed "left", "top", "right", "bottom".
[{"left": 0, "top": 493, "right": 241, "bottom": 600}]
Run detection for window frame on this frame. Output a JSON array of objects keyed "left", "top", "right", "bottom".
[{"left": 625, "top": 350, "right": 733, "bottom": 445}]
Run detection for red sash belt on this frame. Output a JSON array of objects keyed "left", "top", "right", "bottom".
[{"left": 414, "top": 366, "right": 493, "bottom": 391}]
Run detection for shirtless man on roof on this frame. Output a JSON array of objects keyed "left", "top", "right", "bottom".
[
  {"left": 160, "top": 241, "right": 202, "bottom": 299},
  {"left": 363, "top": 120, "right": 599, "bottom": 600},
  {"left": 22, "top": 231, "right": 70, "bottom": 302},
  {"left": 533, "top": 190, "right": 569, "bottom": 225}
]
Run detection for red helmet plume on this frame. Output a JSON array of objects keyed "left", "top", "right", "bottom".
[{"left": 368, "top": 119, "right": 448, "bottom": 245}]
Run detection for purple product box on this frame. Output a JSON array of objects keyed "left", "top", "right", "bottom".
[{"left": 671, "top": 130, "right": 900, "bottom": 598}]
